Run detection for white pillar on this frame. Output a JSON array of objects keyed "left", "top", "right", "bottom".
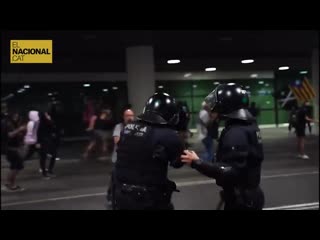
[
  {"left": 126, "top": 46, "right": 155, "bottom": 115},
  {"left": 312, "top": 48, "right": 319, "bottom": 135}
]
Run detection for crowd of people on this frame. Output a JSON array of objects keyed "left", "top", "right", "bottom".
[
  {"left": 1, "top": 109, "right": 60, "bottom": 191},
  {"left": 1, "top": 96, "right": 317, "bottom": 197}
]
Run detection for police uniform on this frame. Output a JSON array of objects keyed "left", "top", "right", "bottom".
[
  {"left": 190, "top": 84, "right": 265, "bottom": 210},
  {"left": 113, "top": 93, "right": 184, "bottom": 210}
]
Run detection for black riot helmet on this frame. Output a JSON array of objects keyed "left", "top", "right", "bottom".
[
  {"left": 137, "top": 93, "right": 179, "bottom": 126},
  {"left": 205, "top": 83, "right": 253, "bottom": 121}
]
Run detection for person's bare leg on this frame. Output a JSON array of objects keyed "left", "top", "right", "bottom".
[
  {"left": 83, "top": 141, "right": 96, "bottom": 159},
  {"left": 102, "top": 140, "right": 107, "bottom": 153},
  {"left": 6, "top": 170, "right": 18, "bottom": 188}
]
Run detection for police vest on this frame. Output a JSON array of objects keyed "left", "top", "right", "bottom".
[
  {"left": 217, "top": 122, "right": 263, "bottom": 188},
  {"left": 115, "top": 122, "right": 169, "bottom": 186}
]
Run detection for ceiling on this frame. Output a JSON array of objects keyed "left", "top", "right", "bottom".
[{"left": 1, "top": 30, "right": 318, "bottom": 72}]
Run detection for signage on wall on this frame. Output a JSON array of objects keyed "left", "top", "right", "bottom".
[{"left": 10, "top": 40, "right": 53, "bottom": 63}]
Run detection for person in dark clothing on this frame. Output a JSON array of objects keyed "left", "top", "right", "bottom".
[
  {"left": 295, "top": 102, "right": 318, "bottom": 159},
  {"left": 49, "top": 104, "right": 63, "bottom": 160},
  {"left": 288, "top": 105, "right": 298, "bottom": 133},
  {"left": 83, "top": 109, "right": 114, "bottom": 160},
  {"left": 1, "top": 112, "right": 9, "bottom": 155},
  {"left": 248, "top": 102, "right": 259, "bottom": 118},
  {"left": 207, "top": 112, "right": 219, "bottom": 162},
  {"left": 176, "top": 101, "right": 191, "bottom": 148},
  {"left": 181, "top": 84, "right": 265, "bottom": 210},
  {"left": 3, "top": 113, "right": 27, "bottom": 191},
  {"left": 37, "top": 112, "right": 59, "bottom": 178},
  {"left": 113, "top": 93, "right": 184, "bottom": 210}
]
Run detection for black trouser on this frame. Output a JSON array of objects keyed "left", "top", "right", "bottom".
[
  {"left": 24, "top": 144, "right": 40, "bottom": 161},
  {"left": 106, "top": 165, "right": 115, "bottom": 200},
  {"left": 113, "top": 183, "right": 174, "bottom": 210},
  {"left": 222, "top": 187, "right": 265, "bottom": 210},
  {"left": 39, "top": 140, "right": 57, "bottom": 174}
]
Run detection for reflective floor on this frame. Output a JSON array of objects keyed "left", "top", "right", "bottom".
[{"left": 1, "top": 127, "right": 319, "bottom": 210}]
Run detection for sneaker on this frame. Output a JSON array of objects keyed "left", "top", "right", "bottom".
[
  {"left": 42, "top": 174, "right": 51, "bottom": 180},
  {"left": 298, "top": 154, "right": 310, "bottom": 159},
  {"left": 39, "top": 168, "right": 48, "bottom": 173},
  {"left": 3, "top": 184, "right": 25, "bottom": 192},
  {"left": 47, "top": 172, "right": 56, "bottom": 178}
]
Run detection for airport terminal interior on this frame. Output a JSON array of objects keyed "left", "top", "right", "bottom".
[{"left": 1, "top": 30, "right": 319, "bottom": 210}]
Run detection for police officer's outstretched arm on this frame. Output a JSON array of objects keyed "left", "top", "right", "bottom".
[{"left": 182, "top": 129, "right": 249, "bottom": 186}]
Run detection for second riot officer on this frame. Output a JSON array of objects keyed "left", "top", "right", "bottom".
[
  {"left": 181, "top": 83, "right": 265, "bottom": 210},
  {"left": 112, "top": 92, "right": 184, "bottom": 210}
]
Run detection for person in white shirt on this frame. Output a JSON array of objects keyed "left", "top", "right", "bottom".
[
  {"left": 24, "top": 110, "right": 40, "bottom": 161},
  {"left": 107, "top": 109, "right": 135, "bottom": 206},
  {"left": 197, "top": 102, "right": 214, "bottom": 162}
]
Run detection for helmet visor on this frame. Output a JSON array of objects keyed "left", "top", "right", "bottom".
[{"left": 204, "top": 89, "right": 218, "bottom": 112}]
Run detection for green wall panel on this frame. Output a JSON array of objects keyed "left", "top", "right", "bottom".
[
  {"left": 278, "top": 109, "right": 290, "bottom": 124},
  {"left": 156, "top": 78, "right": 280, "bottom": 128},
  {"left": 256, "top": 110, "right": 275, "bottom": 125}
]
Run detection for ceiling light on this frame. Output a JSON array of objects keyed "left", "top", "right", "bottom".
[
  {"left": 258, "top": 81, "right": 264, "bottom": 84},
  {"left": 193, "top": 84, "right": 197, "bottom": 88},
  {"left": 48, "top": 93, "right": 53, "bottom": 96},
  {"left": 279, "top": 66, "right": 289, "bottom": 71},
  {"left": 300, "top": 71, "right": 308, "bottom": 74},
  {"left": 250, "top": 74, "right": 258, "bottom": 78},
  {"left": 241, "top": 59, "right": 254, "bottom": 64},
  {"left": 103, "top": 89, "right": 108, "bottom": 92},
  {"left": 205, "top": 67, "right": 217, "bottom": 72},
  {"left": 112, "top": 86, "right": 118, "bottom": 90},
  {"left": 17, "top": 89, "right": 25, "bottom": 93},
  {"left": 158, "top": 85, "right": 164, "bottom": 89},
  {"left": 245, "top": 86, "right": 250, "bottom": 89},
  {"left": 83, "top": 84, "right": 90, "bottom": 87},
  {"left": 184, "top": 73, "right": 192, "bottom": 77},
  {"left": 213, "top": 82, "right": 220, "bottom": 85},
  {"left": 265, "top": 83, "right": 270, "bottom": 87},
  {"left": 167, "top": 59, "right": 180, "bottom": 64},
  {"left": 24, "top": 85, "right": 30, "bottom": 89},
  {"left": 227, "top": 83, "right": 235, "bottom": 86}
]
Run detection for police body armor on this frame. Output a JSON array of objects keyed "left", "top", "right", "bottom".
[
  {"left": 113, "top": 121, "right": 177, "bottom": 210},
  {"left": 216, "top": 121, "right": 264, "bottom": 210}
]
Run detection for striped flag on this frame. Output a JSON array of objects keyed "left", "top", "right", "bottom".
[{"left": 289, "top": 77, "right": 316, "bottom": 102}]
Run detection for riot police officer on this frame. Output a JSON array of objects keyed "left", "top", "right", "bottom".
[
  {"left": 181, "top": 83, "right": 265, "bottom": 210},
  {"left": 112, "top": 93, "right": 184, "bottom": 210}
]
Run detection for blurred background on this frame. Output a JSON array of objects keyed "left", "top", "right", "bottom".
[
  {"left": 1, "top": 30, "right": 319, "bottom": 136},
  {"left": 1, "top": 30, "right": 319, "bottom": 210}
]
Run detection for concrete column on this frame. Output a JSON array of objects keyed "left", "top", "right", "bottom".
[
  {"left": 126, "top": 46, "right": 155, "bottom": 115},
  {"left": 312, "top": 48, "right": 319, "bottom": 135}
]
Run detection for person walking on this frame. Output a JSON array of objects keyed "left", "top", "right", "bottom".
[
  {"left": 295, "top": 101, "right": 318, "bottom": 159},
  {"left": 37, "top": 112, "right": 59, "bottom": 179},
  {"left": 24, "top": 110, "right": 40, "bottom": 160},
  {"left": 3, "top": 113, "right": 27, "bottom": 192},
  {"left": 198, "top": 102, "right": 214, "bottom": 162}
]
